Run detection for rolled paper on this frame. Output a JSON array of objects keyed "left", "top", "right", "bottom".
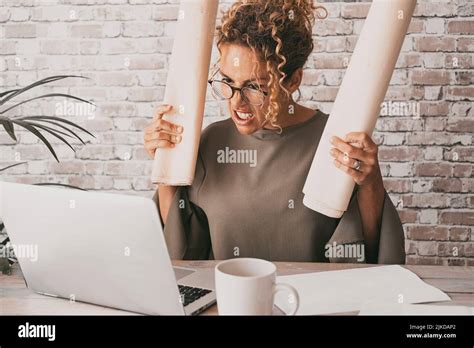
[
  {"left": 151, "top": 0, "right": 219, "bottom": 185},
  {"left": 303, "top": 0, "right": 416, "bottom": 218}
]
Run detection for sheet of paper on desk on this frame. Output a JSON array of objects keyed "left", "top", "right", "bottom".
[
  {"left": 274, "top": 265, "right": 450, "bottom": 315},
  {"left": 359, "top": 302, "right": 474, "bottom": 315}
]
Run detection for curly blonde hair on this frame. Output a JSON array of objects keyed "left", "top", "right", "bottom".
[{"left": 215, "top": 0, "right": 327, "bottom": 130}]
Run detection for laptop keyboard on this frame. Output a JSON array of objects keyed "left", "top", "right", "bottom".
[{"left": 178, "top": 285, "right": 212, "bottom": 307}]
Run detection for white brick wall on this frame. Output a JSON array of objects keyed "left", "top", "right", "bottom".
[{"left": 0, "top": 0, "right": 473, "bottom": 265}]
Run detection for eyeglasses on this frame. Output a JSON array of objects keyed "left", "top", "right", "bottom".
[{"left": 208, "top": 71, "right": 268, "bottom": 106}]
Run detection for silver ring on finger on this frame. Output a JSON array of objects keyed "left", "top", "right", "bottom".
[{"left": 353, "top": 159, "right": 362, "bottom": 171}]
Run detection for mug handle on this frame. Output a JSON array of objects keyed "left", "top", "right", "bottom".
[{"left": 272, "top": 283, "right": 300, "bottom": 315}]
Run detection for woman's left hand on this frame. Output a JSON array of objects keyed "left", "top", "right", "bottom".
[{"left": 329, "top": 132, "right": 382, "bottom": 187}]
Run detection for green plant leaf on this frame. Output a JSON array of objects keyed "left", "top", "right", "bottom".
[
  {"left": 20, "top": 119, "right": 75, "bottom": 138},
  {"left": 0, "top": 162, "right": 27, "bottom": 172},
  {"left": 14, "top": 120, "right": 76, "bottom": 152},
  {"left": 13, "top": 119, "right": 76, "bottom": 154},
  {"left": 28, "top": 118, "right": 87, "bottom": 145},
  {"left": 0, "top": 89, "right": 20, "bottom": 99},
  {"left": 10, "top": 120, "right": 59, "bottom": 162},
  {"left": 0, "top": 257, "right": 11, "bottom": 275},
  {"left": 1, "top": 93, "right": 95, "bottom": 115},
  {"left": 0, "top": 75, "right": 95, "bottom": 167},
  {"left": 18, "top": 116, "right": 95, "bottom": 139},
  {"left": 0, "top": 75, "right": 87, "bottom": 106},
  {"left": 0, "top": 117, "right": 17, "bottom": 141},
  {"left": 34, "top": 183, "right": 87, "bottom": 191}
]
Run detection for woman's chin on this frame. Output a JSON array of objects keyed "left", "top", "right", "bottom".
[{"left": 235, "top": 124, "right": 257, "bottom": 135}]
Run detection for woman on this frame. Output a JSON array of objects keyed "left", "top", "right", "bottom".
[{"left": 144, "top": 0, "right": 405, "bottom": 264}]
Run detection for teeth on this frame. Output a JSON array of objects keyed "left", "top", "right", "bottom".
[{"left": 236, "top": 111, "right": 253, "bottom": 119}]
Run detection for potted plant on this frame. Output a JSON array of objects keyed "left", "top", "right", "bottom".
[{"left": 0, "top": 75, "right": 95, "bottom": 274}]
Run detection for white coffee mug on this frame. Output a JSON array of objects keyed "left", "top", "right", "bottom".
[{"left": 215, "top": 258, "right": 299, "bottom": 315}]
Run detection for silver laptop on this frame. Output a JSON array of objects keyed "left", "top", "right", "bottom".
[{"left": 0, "top": 181, "right": 216, "bottom": 315}]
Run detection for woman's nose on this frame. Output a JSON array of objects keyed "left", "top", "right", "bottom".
[{"left": 230, "top": 89, "right": 247, "bottom": 108}]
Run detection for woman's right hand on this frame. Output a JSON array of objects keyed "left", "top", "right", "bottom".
[{"left": 144, "top": 104, "right": 184, "bottom": 159}]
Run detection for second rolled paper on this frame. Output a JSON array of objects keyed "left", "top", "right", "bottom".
[{"left": 303, "top": 0, "right": 417, "bottom": 218}]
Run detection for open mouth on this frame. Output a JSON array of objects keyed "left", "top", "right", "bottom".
[{"left": 233, "top": 109, "right": 256, "bottom": 125}]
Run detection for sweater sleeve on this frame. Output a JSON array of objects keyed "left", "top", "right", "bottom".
[
  {"left": 151, "top": 148, "right": 212, "bottom": 260},
  {"left": 327, "top": 187, "right": 406, "bottom": 264}
]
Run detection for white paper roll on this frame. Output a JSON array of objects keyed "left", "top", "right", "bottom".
[
  {"left": 303, "top": 0, "right": 416, "bottom": 218},
  {"left": 151, "top": 0, "right": 219, "bottom": 185}
]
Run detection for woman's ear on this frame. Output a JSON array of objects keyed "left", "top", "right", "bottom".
[{"left": 284, "top": 68, "right": 303, "bottom": 95}]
